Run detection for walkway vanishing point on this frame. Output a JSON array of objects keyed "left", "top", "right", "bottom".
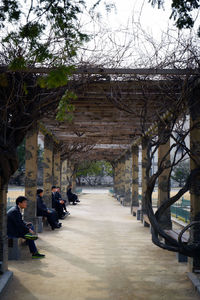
[{"left": 2, "top": 191, "right": 199, "bottom": 300}]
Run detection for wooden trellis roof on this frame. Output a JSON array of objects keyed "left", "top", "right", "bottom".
[{"left": 41, "top": 68, "right": 191, "bottom": 162}]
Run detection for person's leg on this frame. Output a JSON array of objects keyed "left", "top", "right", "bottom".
[{"left": 27, "top": 240, "right": 38, "bottom": 254}]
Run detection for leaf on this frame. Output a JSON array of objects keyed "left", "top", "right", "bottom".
[
  {"left": 56, "top": 90, "right": 76, "bottom": 122},
  {"left": 37, "top": 65, "right": 75, "bottom": 89}
]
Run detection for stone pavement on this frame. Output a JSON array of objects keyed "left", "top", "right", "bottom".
[{"left": 2, "top": 192, "right": 200, "bottom": 300}]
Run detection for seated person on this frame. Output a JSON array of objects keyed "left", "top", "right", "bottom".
[
  {"left": 7, "top": 196, "right": 45, "bottom": 259},
  {"left": 52, "top": 185, "right": 66, "bottom": 219},
  {"left": 56, "top": 186, "right": 70, "bottom": 216},
  {"left": 67, "top": 184, "right": 80, "bottom": 205},
  {"left": 37, "top": 189, "right": 61, "bottom": 230}
]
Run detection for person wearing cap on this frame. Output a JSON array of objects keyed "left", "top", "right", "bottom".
[
  {"left": 37, "top": 189, "right": 61, "bottom": 230},
  {"left": 7, "top": 196, "right": 45, "bottom": 259}
]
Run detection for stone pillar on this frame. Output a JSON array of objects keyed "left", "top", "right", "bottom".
[
  {"left": 0, "top": 184, "right": 8, "bottom": 273},
  {"left": 113, "top": 162, "right": 118, "bottom": 194},
  {"left": 121, "top": 157, "right": 126, "bottom": 197},
  {"left": 141, "top": 139, "right": 148, "bottom": 220},
  {"left": 189, "top": 102, "right": 200, "bottom": 272},
  {"left": 61, "top": 160, "right": 68, "bottom": 196},
  {"left": 53, "top": 146, "right": 61, "bottom": 187},
  {"left": 66, "top": 160, "right": 73, "bottom": 186},
  {"left": 24, "top": 128, "right": 38, "bottom": 229},
  {"left": 117, "top": 160, "right": 121, "bottom": 195},
  {"left": 72, "top": 164, "right": 76, "bottom": 192},
  {"left": 131, "top": 145, "right": 139, "bottom": 207},
  {"left": 43, "top": 135, "right": 53, "bottom": 208},
  {"left": 158, "top": 131, "right": 172, "bottom": 230},
  {"left": 124, "top": 151, "right": 132, "bottom": 206}
]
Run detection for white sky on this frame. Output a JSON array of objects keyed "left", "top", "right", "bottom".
[{"left": 77, "top": 0, "right": 199, "bottom": 68}]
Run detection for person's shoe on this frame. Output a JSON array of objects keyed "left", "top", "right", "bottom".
[
  {"left": 24, "top": 233, "right": 38, "bottom": 240},
  {"left": 76, "top": 200, "right": 80, "bottom": 203},
  {"left": 32, "top": 252, "right": 45, "bottom": 259},
  {"left": 53, "top": 223, "right": 62, "bottom": 229},
  {"left": 73, "top": 202, "right": 77, "bottom": 205}
]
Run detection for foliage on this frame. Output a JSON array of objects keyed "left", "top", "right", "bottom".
[
  {"left": 171, "top": 161, "right": 190, "bottom": 186},
  {"left": 16, "top": 138, "right": 26, "bottom": 171},
  {"left": 56, "top": 90, "right": 76, "bottom": 122},
  {"left": 16, "top": 139, "right": 44, "bottom": 171},
  {"left": 76, "top": 160, "right": 113, "bottom": 177},
  {"left": 0, "top": 0, "right": 89, "bottom": 68},
  {"left": 149, "top": 0, "right": 200, "bottom": 37}
]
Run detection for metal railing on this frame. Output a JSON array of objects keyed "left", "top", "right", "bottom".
[{"left": 171, "top": 206, "right": 190, "bottom": 223}]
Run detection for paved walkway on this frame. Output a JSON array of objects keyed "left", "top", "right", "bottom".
[{"left": 3, "top": 192, "right": 199, "bottom": 300}]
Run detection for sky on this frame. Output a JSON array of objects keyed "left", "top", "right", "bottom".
[{"left": 77, "top": 0, "right": 199, "bottom": 68}]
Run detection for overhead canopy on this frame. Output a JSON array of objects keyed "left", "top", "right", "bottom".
[{"left": 40, "top": 68, "right": 188, "bottom": 162}]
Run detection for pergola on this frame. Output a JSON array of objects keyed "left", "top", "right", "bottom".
[
  {"left": 40, "top": 68, "right": 184, "bottom": 162},
  {"left": 1, "top": 67, "right": 200, "bottom": 291}
]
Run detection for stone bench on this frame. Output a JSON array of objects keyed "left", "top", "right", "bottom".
[
  {"left": 8, "top": 237, "right": 24, "bottom": 260},
  {"left": 132, "top": 206, "right": 141, "bottom": 220},
  {"left": 164, "top": 229, "right": 189, "bottom": 262},
  {"left": 37, "top": 216, "right": 44, "bottom": 233},
  {"left": 143, "top": 214, "right": 151, "bottom": 227}
]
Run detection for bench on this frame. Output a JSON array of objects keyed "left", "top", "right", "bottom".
[
  {"left": 8, "top": 237, "right": 24, "bottom": 260},
  {"left": 132, "top": 206, "right": 141, "bottom": 220},
  {"left": 143, "top": 214, "right": 151, "bottom": 227},
  {"left": 37, "top": 216, "right": 43, "bottom": 233},
  {"left": 164, "top": 229, "right": 189, "bottom": 262}
]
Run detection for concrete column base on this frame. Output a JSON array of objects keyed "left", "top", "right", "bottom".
[{"left": 0, "top": 270, "right": 13, "bottom": 298}]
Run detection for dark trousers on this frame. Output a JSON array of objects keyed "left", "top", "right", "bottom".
[
  {"left": 55, "top": 203, "right": 65, "bottom": 219},
  {"left": 25, "top": 223, "right": 37, "bottom": 253},
  {"left": 68, "top": 194, "right": 77, "bottom": 204},
  {"left": 38, "top": 210, "right": 58, "bottom": 228},
  {"left": 26, "top": 239, "right": 37, "bottom": 254},
  {"left": 8, "top": 232, "right": 37, "bottom": 254}
]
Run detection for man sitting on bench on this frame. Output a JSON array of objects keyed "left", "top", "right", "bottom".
[
  {"left": 37, "top": 189, "right": 62, "bottom": 230},
  {"left": 52, "top": 185, "right": 66, "bottom": 219},
  {"left": 67, "top": 184, "right": 80, "bottom": 205},
  {"left": 55, "top": 186, "right": 70, "bottom": 216},
  {"left": 7, "top": 196, "right": 45, "bottom": 259}
]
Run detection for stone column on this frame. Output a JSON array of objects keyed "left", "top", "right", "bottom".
[
  {"left": 117, "top": 160, "right": 121, "bottom": 195},
  {"left": 141, "top": 139, "right": 148, "bottom": 220},
  {"left": 61, "top": 160, "right": 68, "bottom": 196},
  {"left": 72, "top": 165, "right": 76, "bottom": 192},
  {"left": 189, "top": 94, "right": 200, "bottom": 272},
  {"left": 131, "top": 145, "right": 139, "bottom": 207},
  {"left": 24, "top": 128, "right": 38, "bottom": 228},
  {"left": 124, "top": 151, "right": 132, "bottom": 206},
  {"left": 43, "top": 135, "right": 53, "bottom": 208},
  {"left": 66, "top": 160, "right": 73, "bottom": 186},
  {"left": 158, "top": 131, "right": 172, "bottom": 230},
  {"left": 121, "top": 156, "right": 126, "bottom": 197},
  {"left": 0, "top": 184, "right": 8, "bottom": 273},
  {"left": 113, "top": 162, "right": 118, "bottom": 194},
  {"left": 53, "top": 145, "right": 61, "bottom": 187}
]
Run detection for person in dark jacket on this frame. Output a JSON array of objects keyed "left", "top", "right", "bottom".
[
  {"left": 37, "top": 189, "right": 61, "bottom": 230},
  {"left": 7, "top": 196, "right": 45, "bottom": 259},
  {"left": 67, "top": 184, "right": 80, "bottom": 205},
  {"left": 52, "top": 185, "right": 66, "bottom": 219},
  {"left": 55, "top": 186, "right": 70, "bottom": 216}
]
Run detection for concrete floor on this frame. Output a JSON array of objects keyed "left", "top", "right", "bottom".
[{"left": 2, "top": 192, "right": 200, "bottom": 300}]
